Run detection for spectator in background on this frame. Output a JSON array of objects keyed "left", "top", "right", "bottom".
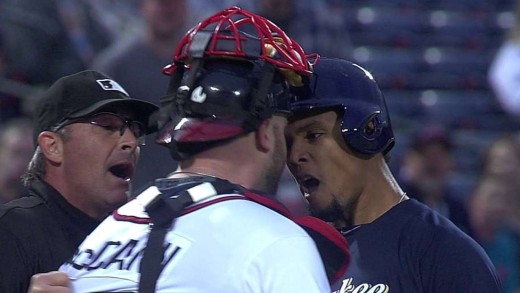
[
  {"left": 0, "top": 117, "right": 34, "bottom": 203},
  {"left": 482, "top": 134, "right": 520, "bottom": 183},
  {"left": 488, "top": 1, "right": 520, "bottom": 120},
  {"left": 396, "top": 125, "right": 474, "bottom": 237},
  {"left": 0, "top": 0, "right": 112, "bottom": 86},
  {"left": 468, "top": 175, "right": 520, "bottom": 293},
  {"left": 481, "top": 134, "right": 520, "bottom": 232},
  {"left": 92, "top": 0, "right": 191, "bottom": 192}
]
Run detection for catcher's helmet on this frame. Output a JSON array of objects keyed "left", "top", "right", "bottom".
[
  {"left": 155, "top": 6, "right": 313, "bottom": 158},
  {"left": 290, "top": 58, "right": 395, "bottom": 155}
]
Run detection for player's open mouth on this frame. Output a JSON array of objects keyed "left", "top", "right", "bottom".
[
  {"left": 300, "top": 176, "right": 320, "bottom": 197},
  {"left": 109, "top": 162, "right": 133, "bottom": 180}
]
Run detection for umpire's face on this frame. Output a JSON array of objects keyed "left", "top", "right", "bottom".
[{"left": 42, "top": 107, "right": 141, "bottom": 219}]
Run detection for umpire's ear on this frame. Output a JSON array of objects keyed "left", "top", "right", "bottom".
[{"left": 38, "top": 131, "right": 64, "bottom": 164}]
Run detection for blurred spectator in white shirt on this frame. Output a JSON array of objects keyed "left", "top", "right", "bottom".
[{"left": 489, "top": 1, "right": 520, "bottom": 120}]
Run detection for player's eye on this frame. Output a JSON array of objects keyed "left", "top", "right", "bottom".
[{"left": 305, "top": 132, "right": 322, "bottom": 142}]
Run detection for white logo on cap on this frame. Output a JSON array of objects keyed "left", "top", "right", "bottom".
[
  {"left": 190, "top": 86, "right": 207, "bottom": 103},
  {"left": 96, "top": 79, "right": 130, "bottom": 96}
]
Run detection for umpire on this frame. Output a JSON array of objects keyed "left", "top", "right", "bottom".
[{"left": 0, "top": 70, "right": 158, "bottom": 292}]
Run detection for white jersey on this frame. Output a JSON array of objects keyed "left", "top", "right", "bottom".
[{"left": 60, "top": 179, "right": 330, "bottom": 292}]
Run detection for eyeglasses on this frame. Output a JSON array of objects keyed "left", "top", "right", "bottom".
[{"left": 55, "top": 112, "right": 147, "bottom": 145}]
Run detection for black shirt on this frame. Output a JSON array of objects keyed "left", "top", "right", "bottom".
[{"left": 0, "top": 179, "right": 100, "bottom": 293}]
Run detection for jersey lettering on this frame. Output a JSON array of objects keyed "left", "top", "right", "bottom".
[
  {"left": 334, "top": 278, "right": 389, "bottom": 293},
  {"left": 66, "top": 239, "right": 181, "bottom": 273}
]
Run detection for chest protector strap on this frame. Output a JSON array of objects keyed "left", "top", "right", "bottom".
[
  {"left": 138, "top": 176, "right": 350, "bottom": 293},
  {"left": 139, "top": 176, "right": 239, "bottom": 293}
]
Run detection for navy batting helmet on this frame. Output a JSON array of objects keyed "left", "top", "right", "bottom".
[
  {"left": 290, "top": 58, "right": 395, "bottom": 155},
  {"left": 155, "top": 6, "right": 314, "bottom": 159}
]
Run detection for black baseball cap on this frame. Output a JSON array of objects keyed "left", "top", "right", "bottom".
[{"left": 33, "top": 70, "right": 159, "bottom": 146}]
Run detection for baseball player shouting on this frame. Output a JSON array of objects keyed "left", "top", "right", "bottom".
[{"left": 285, "top": 57, "right": 501, "bottom": 292}]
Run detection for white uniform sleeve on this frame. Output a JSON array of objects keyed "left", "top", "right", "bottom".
[{"left": 242, "top": 235, "right": 331, "bottom": 293}]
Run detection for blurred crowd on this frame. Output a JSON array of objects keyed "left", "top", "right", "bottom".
[{"left": 1, "top": 0, "right": 520, "bottom": 291}]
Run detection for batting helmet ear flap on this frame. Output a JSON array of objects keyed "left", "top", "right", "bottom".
[
  {"left": 343, "top": 112, "right": 385, "bottom": 156},
  {"left": 343, "top": 111, "right": 394, "bottom": 156}
]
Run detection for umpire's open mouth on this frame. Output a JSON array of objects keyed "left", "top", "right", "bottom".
[{"left": 109, "top": 162, "right": 133, "bottom": 180}]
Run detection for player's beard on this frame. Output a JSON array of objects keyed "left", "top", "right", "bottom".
[
  {"left": 310, "top": 197, "right": 344, "bottom": 223},
  {"left": 310, "top": 193, "right": 356, "bottom": 228},
  {"left": 259, "top": 130, "right": 286, "bottom": 195}
]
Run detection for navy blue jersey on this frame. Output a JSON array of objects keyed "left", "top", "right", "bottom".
[{"left": 332, "top": 199, "right": 501, "bottom": 293}]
